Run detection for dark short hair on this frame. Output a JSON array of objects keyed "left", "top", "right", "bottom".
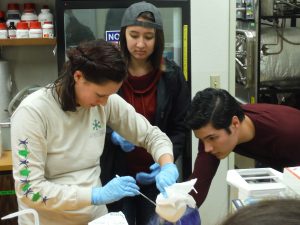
[
  {"left": 221, "top": 199, "right": 300, "bottom": 225},
  {"left": 53, "top": 39, "right": 126, "bottom": 111},
  {"left": 184, "top": 88, "right": 245, "bottom": 132},
  {"left": 119, "top": 11, "right": 164, "bottom": 70}
]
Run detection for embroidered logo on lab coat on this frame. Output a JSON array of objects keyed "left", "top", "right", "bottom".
[
  {"left": 90, "top": 119, "right": 105, "bottom": 138},
  {"left": 92, "top": 119, "right": 101, "bottom": 130}
]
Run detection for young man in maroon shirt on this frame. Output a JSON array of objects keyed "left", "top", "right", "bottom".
[{"left": 185, "top": 88, "right": 300, "bottom": 207}]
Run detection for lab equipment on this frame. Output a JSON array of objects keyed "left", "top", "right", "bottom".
[
  {"left": 227, "top": 168, "right": 287, "bottom": 202},
  {"left": 283, "top": 166, "right": 300, "bottom": 195},
  {"left": 154, "top": 179, "right": 199, "bottom": 224},
  {"left": 1, "top": 209, "right": 39, "bottom": 225}
]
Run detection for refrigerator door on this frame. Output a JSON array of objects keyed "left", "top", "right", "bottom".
[{"left": 58, "top": 6, "right": 183, "bottom": 69}]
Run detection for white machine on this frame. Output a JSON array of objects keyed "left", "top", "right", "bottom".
[
  {"left": 227, "top": 168, "right": 288, "bottom": 206},
  {"left": 283, "top": 166, "right": 300, "bottom": 196}
]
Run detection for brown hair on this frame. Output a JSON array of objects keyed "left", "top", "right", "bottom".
[
  {"left": 53, "top": 39, "right": 126, "bottom": 111},
  {"left": 221, "top": 199, "right": 300, "bottom": 225}
]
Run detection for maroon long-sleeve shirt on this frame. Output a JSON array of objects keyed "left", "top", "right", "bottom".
[{"left": 190, "top": 104, "right": 300, "bottom": 207}]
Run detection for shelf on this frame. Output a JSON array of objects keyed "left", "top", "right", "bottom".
[
  {"left": 0, "top": 38, "right": 56, "bottom": 46},
  {"left": 236, "top": 18, "right": 255, "bottom": 22},
  {"left": 0, "top": 151, "right": 12, "bottom": 172}
]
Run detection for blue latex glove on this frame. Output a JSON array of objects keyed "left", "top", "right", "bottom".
[
  {"left": 111, "top": 131, "right": 135, "bottom": 152},
  {"left": 155, "top": 163, "right": 179, "bottom": 198},
  {"left": 91, "top": 176, "right": 140, "bottom": 205},
  {"left": 136, "top": 163, "right": 161, "bottom": 185}
]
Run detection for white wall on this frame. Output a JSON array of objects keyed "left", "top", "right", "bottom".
[{"left": 190, "top": 0, "right": 235, "bottom": 224}]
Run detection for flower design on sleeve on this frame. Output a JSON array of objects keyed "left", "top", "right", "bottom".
[{"left": 17, "top": 138, "right": 50, "bottom": 205}]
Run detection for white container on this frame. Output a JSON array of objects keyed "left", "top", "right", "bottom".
[
  {"left": 0, "top": 122, "right": 10, "bottom": 150},
  {"left": 16, "top": 29, "right": 29, "bottom": 38},
  {"left": 29, "top": 21, "right": 42, "bottom": 38},
  {"left": 6, "top": 9, "right": 20, "bottom": 27},
  {"left": 16, "top": 22, "right": 29, "bottom": 39},
  {"left": 21, "top": 10, "right": 38, "bottom": 25},
  {"left": 29, "top": 28, "right": 42, "bottom": 38},
  {"left": 0, "top": 24, "right": 8, "bottom": 39},
  {"left": 227, "top": 168, "right": 287, "bottom": 201},
  {"left": 6, "top": 9, "right": 20, "bottom": 19},
  {"left": 42, "top": 22, "right": 54, "bottom": 38},
  {"left": 38, "top": 8, "right": 53, "bottom": 25},
  {"left": 6, "top": 3, "right": 21, "bottom": 25},
  {"left": 0, "top": 29, "right": 7, "bottom": 39}
]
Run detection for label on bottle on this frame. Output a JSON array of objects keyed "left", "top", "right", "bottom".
[
  {"left": 16, "top": 29, "right": 29, "bottom": 38},
  {"left": 8, "top": 29, "right": 16, "bottom": 39},
  {"left": 42, "top": 24, "right": 54, "bottom": 38},
  {"left": 29, "top": 28, "right": 42, "bottom": 38},
  {"left": 0, "top": 30, "right": 8, "bottom": 39}
]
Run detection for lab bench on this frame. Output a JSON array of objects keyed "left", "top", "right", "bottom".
[{"left": 0, "top": 150, "right": 18, "bottom": 225}]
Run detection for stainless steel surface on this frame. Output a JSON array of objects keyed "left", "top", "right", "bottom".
[
  {"left": 261, "top": 0, "right": 274, "bottom": 17},
  {"left": 236, "top": 29, "right": 255, "bottom": 88}
]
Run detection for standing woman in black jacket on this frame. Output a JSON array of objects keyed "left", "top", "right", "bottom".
[{"left": 101, "top": 2, "right": 190, "bottom": 225}]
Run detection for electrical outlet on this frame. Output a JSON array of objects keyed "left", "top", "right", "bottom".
[{"left": 210, "top": 75, "right": 220, "bottom": 88}]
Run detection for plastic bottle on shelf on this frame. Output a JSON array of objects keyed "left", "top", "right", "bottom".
[
  {"left": 0, "top": 23, "right": 8, "bottom": 39},
  {"left": 21, "top": 3, "right": 38, "bottom": 26},
  {"left": 23, "top": 3, "right": 37, "bottom": 16},
  {"left": 6, "top": 14, "right": 20, "bottom": 28},
  {"left": 29, "top": 21, "right": 42, "bottom": 38},
  {"left": 6, "top": 3, "right": 21, "bottom": 18},
  {"left": 8, "top": 22, "right": 16, "bottom": 39},
  {"left": 6, "top": 3, "right": 21, "bottom": 27},
  {"left": 42, "top": 21, "right": 54, "bottom": 38},
  {"left": 38, "top": 5, "right": 53, "bottom": 26},
  {"left": 16, "top": 22, "right": 29, "bottom": 39}
]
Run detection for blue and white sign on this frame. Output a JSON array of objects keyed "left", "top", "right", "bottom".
[{"left": 105, "top": 30, "right": 120, "bottom": 42}]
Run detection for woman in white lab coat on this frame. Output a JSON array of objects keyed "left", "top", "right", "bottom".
[{"left": 11, "top": 39, "right": 179, "bottom": 225}]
